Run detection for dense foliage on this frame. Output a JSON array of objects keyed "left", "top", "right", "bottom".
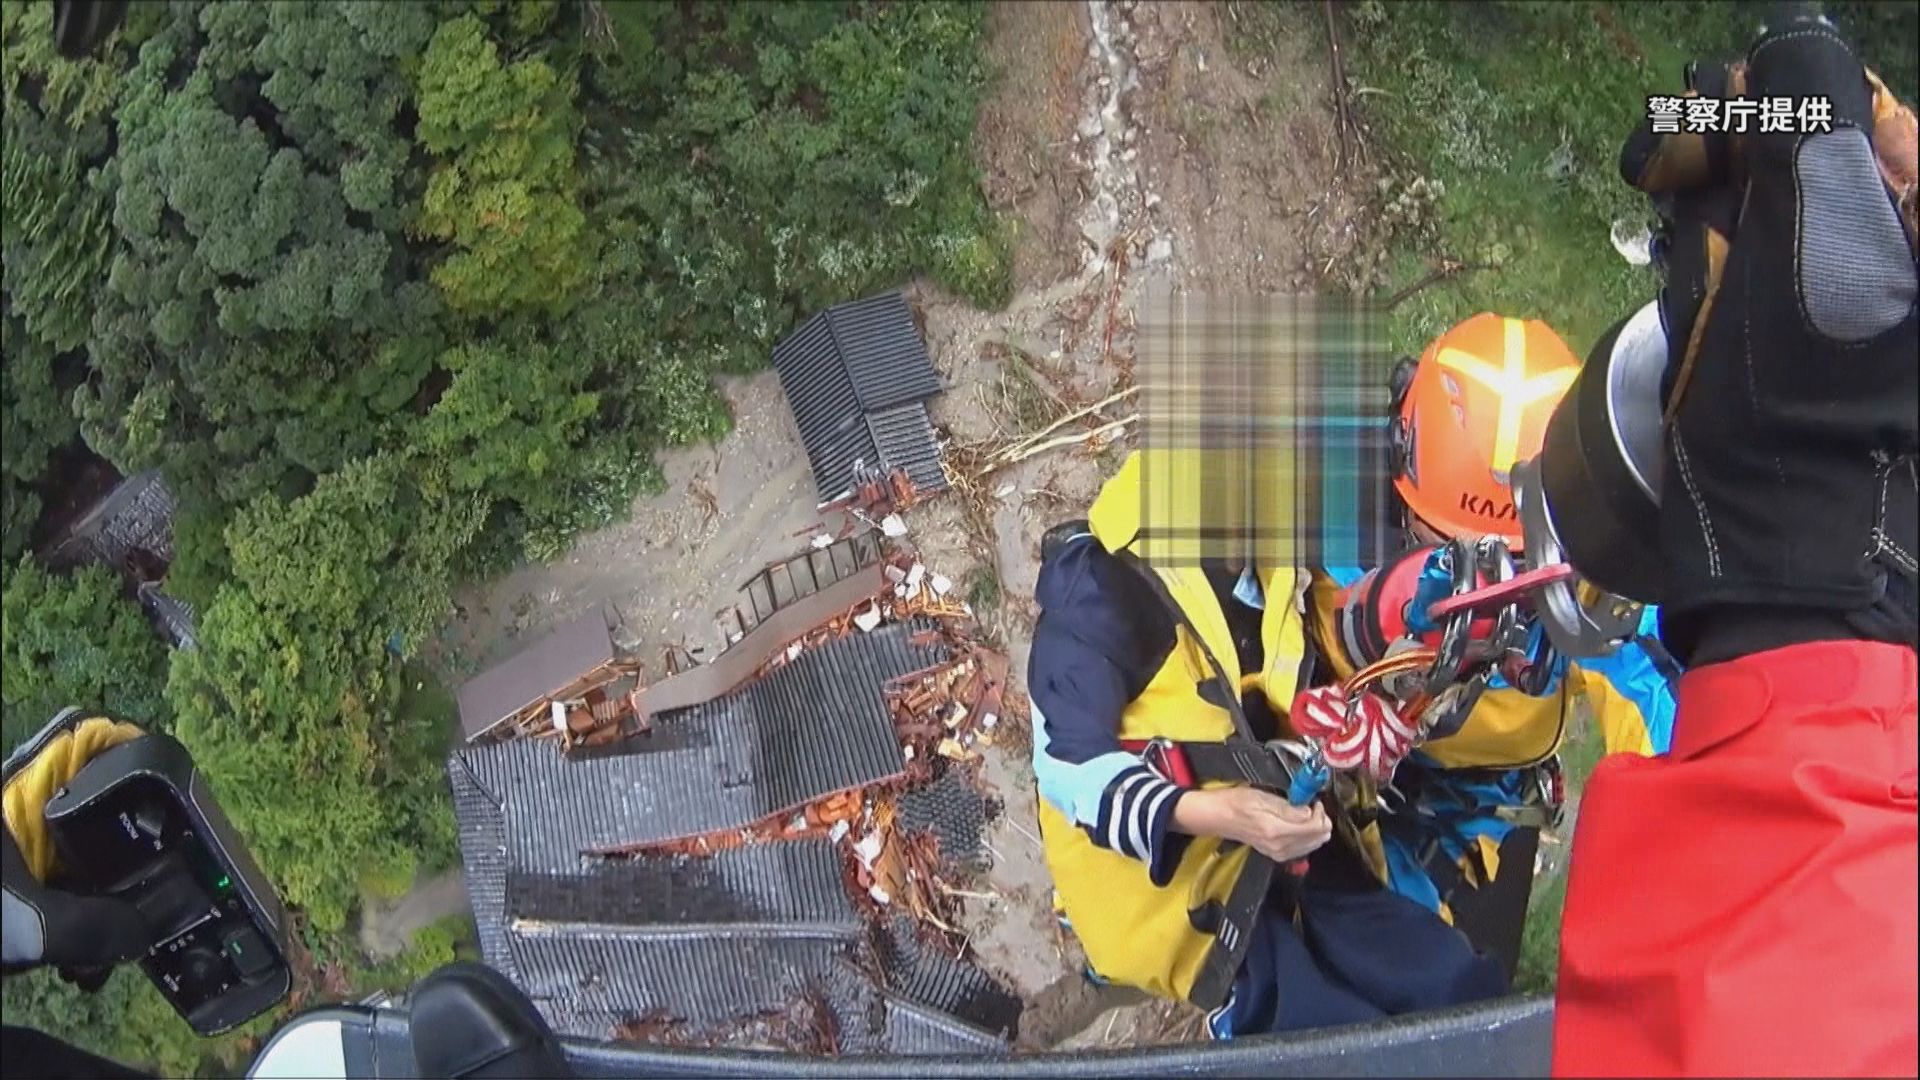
[
  {"left": 0, "top": 559, "right": 168, "bottom": 746},
  {"left": 1, "top": 0, "right": 1003, "bottom": 1070}
]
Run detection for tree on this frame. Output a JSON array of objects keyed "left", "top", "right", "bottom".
[
  {"left": 1, "top": 130, "right": 116, "bottom": 352},
  {"left": 0, "top": 0, "right": 128, "bottom": 146},
  {"left": 77, "top": 4, "right": 442, "bottom": 508},
  {"left": 415, "top": 338, "right": 598, "bottom": 523},
  {"left": 165, "top": 456, "right": 479, "bottom": 931},
  {"left": 416, "top": 14, "right": 589, "bottom": 316},
  {"left": 0, "top": 314, "right": 78, "bottom": 561},
  {"left": 1, "top": 559, "right": 169, "bottom": 747}
]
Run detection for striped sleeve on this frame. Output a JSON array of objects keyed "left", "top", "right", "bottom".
[{"left": 1088, "top": 763, "right": 1191, "bottom": 886}]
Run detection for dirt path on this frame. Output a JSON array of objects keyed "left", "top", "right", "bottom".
[
  {"left": 428, "top": 0, "right": 1373, "bottom": 1048},
  {"left": 359, "top": 868, "right": 471, "bottom": 961}
]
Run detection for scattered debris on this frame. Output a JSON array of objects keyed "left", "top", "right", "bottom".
[
  {"left": 612, "top": 991, "right": 841, "bottom": 1056},
  {"left": 881, "top": 514, "right": 909, "bottom": 538},
  {"left": 824, "top": 466, "right": 930, "bottom": 521}
]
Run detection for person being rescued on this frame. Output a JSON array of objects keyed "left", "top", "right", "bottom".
[{"left": 1028, "top": 313, "right": 1678, "bottom": 1036}]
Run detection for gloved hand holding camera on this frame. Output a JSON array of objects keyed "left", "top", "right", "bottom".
[
  {"left": 1616, "top": 7, "right": 1918, "bottom": 663},
  {"left": 3, "top": 710, "right": 151, "bottom": 983}
]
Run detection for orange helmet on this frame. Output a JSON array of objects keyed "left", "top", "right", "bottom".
[{"left": 1389, "top": 313, "right": 1580, "bottom": 546}]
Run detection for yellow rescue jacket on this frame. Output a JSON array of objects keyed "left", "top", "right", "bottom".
[{"left": 1036, "top": 453, "right": 1313, "bottom": 1007}]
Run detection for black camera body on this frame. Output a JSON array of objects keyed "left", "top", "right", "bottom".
[{"left": 44, "top": 732, "right": 291, "bottom": 1035}]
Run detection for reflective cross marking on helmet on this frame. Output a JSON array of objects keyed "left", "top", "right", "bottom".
[{"left": 1435, "top": 319, "right": 1578, "bottom": 473}]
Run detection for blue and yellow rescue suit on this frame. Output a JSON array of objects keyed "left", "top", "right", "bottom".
[{"left": 1031, "top": 457, "right": 1676, "bottom": 1035}]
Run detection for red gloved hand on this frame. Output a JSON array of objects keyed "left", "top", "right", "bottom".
[{"left": 1290, "top": 685, "right": 1418, "bottom": 783}]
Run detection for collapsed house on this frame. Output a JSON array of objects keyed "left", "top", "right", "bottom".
[
  {"left": 449, "top": 536, "right": 1022, "bottom": 1054},
  {"left": 772, "top": 290, "right": 950, "bottom": 506},
  {"left": 45, "top": 468, "right": 199, "bottom": 649}
]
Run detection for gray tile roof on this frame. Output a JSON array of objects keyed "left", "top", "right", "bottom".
[
  {"left": 453, "top": 620, "right": 944, "bottom": 864},
  {"left": 771, "top": 291, "right": 948, "bottom": 503},
  {"left": 48, "top": 469, "right": 176, "bottom": 576},
  {"left": 505, "top": 841, "right": 860, "bottom": 932},
  {"left": 877, "top": 919, "right": 1023, "bottom": 1038},
  {"left": 897, "top": 767, "right": 990, "bottom": 869},
  {"left": 882, "top": 996, "right": 1010, "bottom": 1055},
  {"left": 866, "top": 402, "right": 947, "bottom": 495},
  {"left": 826, "top": 292, "right": 942, "bottom": 411},
  {"left": 511, "top": 929, "right": 856, "bottom": 1033},
  {"left": 446, "top": 619, "right": 1018, "bottom": 1053},
  {"left": 450, "top": 759, "right": 518, "bottom": 983}
]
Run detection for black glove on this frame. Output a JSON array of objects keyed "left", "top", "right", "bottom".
[
  {"left": 1617, "top": 11, "right": 1918, "bottom": 662},
  {"left": 3, "top": 710, "right": 151, "bottom": 984}
]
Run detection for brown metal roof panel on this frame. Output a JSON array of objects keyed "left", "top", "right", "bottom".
[
  {"left": 456, "top": 608, "right": 616, "bottom": 741},
  {"left": 634, "top": 562, "right": 889, "bottom": 718}
]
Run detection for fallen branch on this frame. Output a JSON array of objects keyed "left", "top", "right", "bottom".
[
  {"left": 1101, "top": 237, "right": 1134, "bottom": 371},
  {"left": 999, "top": 347, "right": 1074, "bottom": 418},
  {"left": 1382, "top": 257, "right": 1491, "bottom": 311},
  {"left": 1324, "top": 0, "right": 1352, "bottom": 172},
  {"left": 979, "top": 416, "right": 1136, "bottom": 477},
  {"left": 990, "top": 386, "right": 1139, "bottom": 464},
  {"left": 1320, "top": 0, "right": 1367, "bottom": 170}
]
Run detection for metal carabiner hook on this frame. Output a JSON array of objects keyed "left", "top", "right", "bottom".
[{"left": 1425, "top": 537, "right": 1479, "bottom": 695}]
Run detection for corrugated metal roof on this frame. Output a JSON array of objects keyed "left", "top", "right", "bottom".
[
  {"left": 771, "top": 291, "right": 946, "bottom": 503},
  {"left": 506, "top": 840, "right": 858, "bottom": 930},
  {"left": 882, "top": 996, "right": 1011, "bottom": 1055},
  {"left": 866, "top": 403, "right": 947, "bottom": 494},
  {"left": 456, "top": 608, "right": 616, "bottom": 742},
  {"left": 511, "top": 930, "right": 853, "bottom": 1032},
  {"left": 454, "top": 620, "right": 945, "bottom": 865},
  {"left": 824, "top": 292, "right": 941, "bottom": 412},
  {"left": 877, "top": 919, "right": 1023, "bottom": 1037}
]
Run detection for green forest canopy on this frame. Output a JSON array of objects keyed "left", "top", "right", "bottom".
[{"left": 0, "top": 1, "right": 1005, "bottom": 1071}]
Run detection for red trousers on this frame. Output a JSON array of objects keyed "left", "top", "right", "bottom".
[{"left": 1554, "top": 641, "right": 1918, "bottom": 1077}]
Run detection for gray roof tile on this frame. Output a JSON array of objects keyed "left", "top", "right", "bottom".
[
  {"left": 772, "top": 291, "right": 946, "bottom": 503},
  {"left": 445, "top": 618, "right": 1018, "bottom": 1054},
  {"left": 454, "top": 620, "right": 943, "bottom": 867}
]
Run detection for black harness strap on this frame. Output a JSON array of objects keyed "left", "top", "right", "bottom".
[
  {"left": 1185, "top": 840, "right": 1277, "bottom": 1012},
  {"left": 1177, "top": 739, "right": 1292, "bottom": 789},
  {"left": 1110, "top": 549, "right": 1284, "bottom": 1011}
]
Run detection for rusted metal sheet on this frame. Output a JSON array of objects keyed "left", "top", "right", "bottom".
[
  {"left": 637, "top": 563, "right": 889, "bottom": 720},
  {"left": 457, "top": 608, "right": 618, "bottom": 742}
]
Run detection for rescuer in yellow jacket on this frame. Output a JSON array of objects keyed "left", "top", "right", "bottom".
[{"left": 1029, "top": 314, "right": 1676, "bottom": 1035}]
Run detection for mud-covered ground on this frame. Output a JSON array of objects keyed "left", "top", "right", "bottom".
[{"left": 425, "top": 0, "right": 1374, "bottom": 1049}]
